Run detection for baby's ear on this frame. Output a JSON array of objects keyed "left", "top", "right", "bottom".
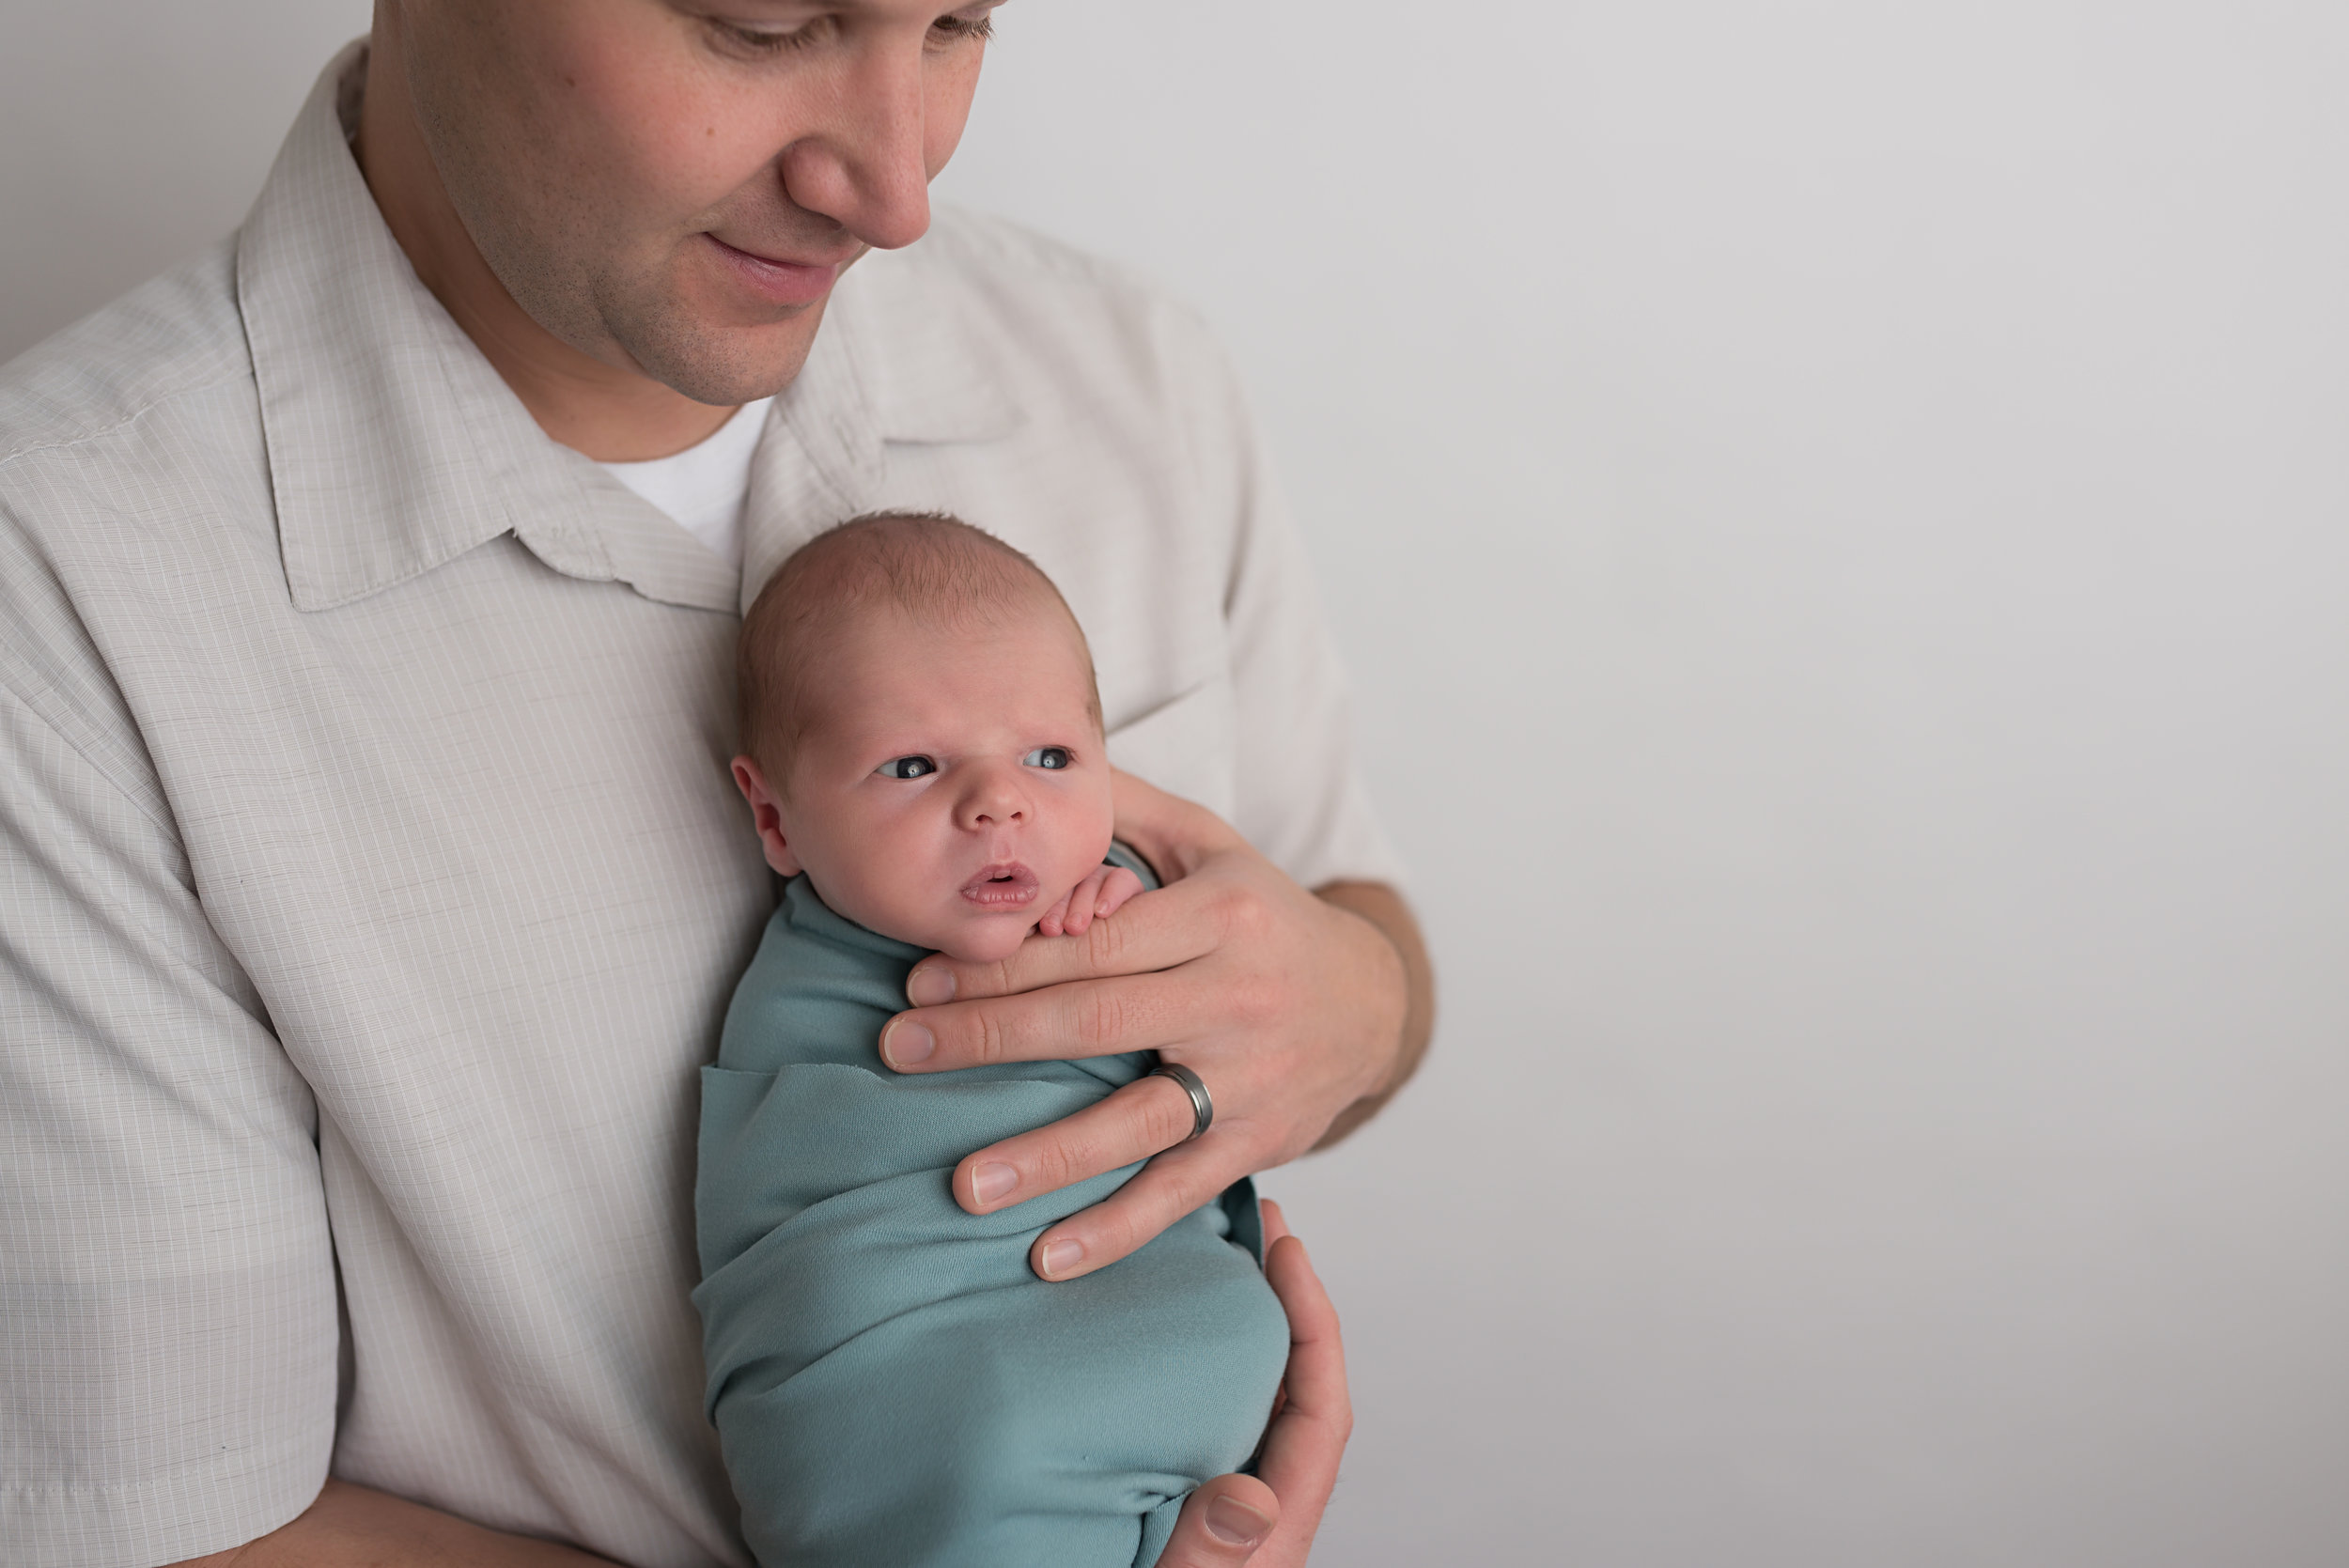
[{"left": 730, "top": 755, "right": 803, "bottom": 878}]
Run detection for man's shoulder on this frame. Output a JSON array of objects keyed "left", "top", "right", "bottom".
[
  {"left": 0, "top": 241, "right": 265, "bottom": 771},
  {"left": 0, "top": 240, "right": 253, "bottom": 480}
]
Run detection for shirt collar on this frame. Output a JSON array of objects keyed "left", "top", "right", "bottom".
[{"left": 240, "top": 43, "right": 1020, "bottom": 619}]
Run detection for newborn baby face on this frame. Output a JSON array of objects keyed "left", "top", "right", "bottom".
[{"left": 754, "top": 603, "right": 1114, "bottom": 962}]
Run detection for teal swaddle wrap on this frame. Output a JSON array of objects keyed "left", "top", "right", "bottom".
[{"left": 694, "top": 846, "right": 1290, "bottom": 1567}]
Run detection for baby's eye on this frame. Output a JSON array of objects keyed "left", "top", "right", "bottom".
[
  {"left": 876, "top": 755, "right": 938, "bottom": 780},
  {"left": 1021, "top": 747, "right": 1073, "bottom": 770}
]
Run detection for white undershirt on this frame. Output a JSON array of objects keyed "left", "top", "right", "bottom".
[{"left": 596, "top": 396, "right": 773, "bottom": 571}]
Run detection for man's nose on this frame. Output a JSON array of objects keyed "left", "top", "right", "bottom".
[{"left": 776, "top": 39, "right": 933, "bottom": 252}]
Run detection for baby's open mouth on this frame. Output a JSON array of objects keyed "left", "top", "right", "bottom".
[{"left": 959, "top": 862, "right": 1040, "bottom": 908}]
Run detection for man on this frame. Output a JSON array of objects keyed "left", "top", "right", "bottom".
[{"left": 0, "top": 3, "right": 1434, "bottom": 1565}]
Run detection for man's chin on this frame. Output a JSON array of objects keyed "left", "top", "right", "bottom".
[{"left": 615, "top": 296, "right": 831, "bottom": 407}]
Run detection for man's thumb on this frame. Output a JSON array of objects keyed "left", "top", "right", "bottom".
[{"left": 1159, "top": 1474, "right": 1281, "bottom": 1566}]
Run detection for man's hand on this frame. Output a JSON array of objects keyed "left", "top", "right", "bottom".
[
  {"left": 879, "top": 770, "right": 1431, "bottom": 1281},
  {"left": 1158, "top": 1202, "right": 1351, "bottom": 1566}
]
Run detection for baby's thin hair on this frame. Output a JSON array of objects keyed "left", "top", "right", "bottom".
[{"left": 738, "top": 511, "right": 1101, "bottom": 784}]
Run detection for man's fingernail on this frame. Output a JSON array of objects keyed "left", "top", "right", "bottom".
[
  {"left": 882, "top": 1021, "right": 934, "bottom": 1066},
  {"left": 1038, "top": 1237, "right": 1085, "bottom": 1278},
  {"left": 906, "top": 968, "right": 956, "bottom": 1007},
  {"left": 972, "top": 1162, "right": 1019, "bottom": 1205},
  {"left": 1205, "top": 1494, "right": 1273, "bottom": 1546}
]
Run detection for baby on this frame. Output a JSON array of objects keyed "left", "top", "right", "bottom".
[{"left": 694, "top": 512, "right": 1289, "bottom": 1568}]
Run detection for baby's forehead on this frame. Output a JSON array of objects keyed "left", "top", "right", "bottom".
[
  {"left": 796, "top": 596, "right": 1099, "bottom": 722},
  {"left": 818, "top": 587, "right": 1084, "bottom": 656}
]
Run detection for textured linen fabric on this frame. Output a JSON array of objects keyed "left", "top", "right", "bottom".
[
  {"left": 697, "top": 847, "right": 1286, "bottom": 1568},
  {"left": 0, "top": 41, "right": 1399, "bottom": 1568}
]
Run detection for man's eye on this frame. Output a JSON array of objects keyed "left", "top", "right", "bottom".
[
  {"left": 930, "top": 8, "right": 996, "bottom": 44},
  {"left": 708, "top": 17, "right": 828, "bottom": 56},
  {"left": 877, "top": 755, "right": 937, "bottom": 780},
  {"left": 1021, "top": 747, "right": 1072, "bottom": 770}
]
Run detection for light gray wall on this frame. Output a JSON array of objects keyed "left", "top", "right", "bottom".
[
  {"left": 9, "top": 5, "right": 2349, "bottom": 1565},
  {"left": 0, "top": 2, "right": 372, "bottom": 362}
]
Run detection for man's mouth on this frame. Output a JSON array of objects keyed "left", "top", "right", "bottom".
[
  {"left": 959, "top": 862, "right": 1040, "bottom": 909},
  {"left": 701, "top": 234, "right": 848, "bottom": 307}
]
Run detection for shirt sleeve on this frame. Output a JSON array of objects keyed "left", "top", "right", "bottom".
[
  {"left": 1171, "top": 313, "right": 1408, "bottom": 893},
  {"left": 0, "top": 678, "right": 338, "bottom": 1566}
]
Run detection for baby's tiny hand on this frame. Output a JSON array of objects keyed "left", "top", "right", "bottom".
[{"left": 1035, "top": 864, "right": 1146, "bottom": 939}]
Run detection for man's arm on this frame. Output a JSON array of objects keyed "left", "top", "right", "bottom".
[
  {"left": 1308, "top": 879, "right": 1436, "bottom": 1148},
  {"left": 0, "top": 671, "right": 342, "bottom": 1562},
  {"left": 179, "top": 1221, "right": 1355, "bottom": 1568},
  {"left": 168, "top": 1483, "right": 619, "bottom": 1568},
  {"left": 174, "top": 1222, "right": 1355, "bottom": 1568}
]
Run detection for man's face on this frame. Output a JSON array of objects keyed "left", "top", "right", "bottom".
[{"left": 396, "top": 0, "right": 1001, "bottom": 405}]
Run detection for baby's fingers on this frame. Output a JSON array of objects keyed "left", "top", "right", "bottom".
[
  {"left": 1036, "top": 888, "right": 1079, "bottom": 939},
  {"left": 1094, "top": 865, "right": 1146, "bottom": 920},
  {"left": 1056, "top": 866, "right": 1115, "bottom": 936}
]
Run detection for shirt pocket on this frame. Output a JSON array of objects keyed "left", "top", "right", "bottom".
[{"left": 1105, "top": 673, "right": 1238, "bottom": 822}]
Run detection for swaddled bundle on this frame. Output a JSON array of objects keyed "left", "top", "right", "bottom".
[{"left": 695, "top": 515, "right": 1287, "bottom": 1567}]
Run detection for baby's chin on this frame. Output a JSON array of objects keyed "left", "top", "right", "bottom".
[{"left": 926, "top": 911, "right": 1049, "bottom": 965}]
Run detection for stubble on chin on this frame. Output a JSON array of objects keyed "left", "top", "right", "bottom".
[
  {"left": 561, "top": 225, "right": 838, "bottom": 406},
  {"left": 606, "top": 283, "right": 833, "bottom": 407}
]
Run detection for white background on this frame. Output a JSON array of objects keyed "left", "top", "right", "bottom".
[{"left": 9, "top": 4, "right": 2349, "bottom": 1564}]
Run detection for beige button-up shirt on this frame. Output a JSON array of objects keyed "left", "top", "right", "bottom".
[{"left": 0, "top": 45, "right": 1397, "bottom": 1568}]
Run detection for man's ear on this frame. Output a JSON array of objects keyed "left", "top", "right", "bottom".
[{"left": 730, "top": 755, "right": 803, "bottom": 878}]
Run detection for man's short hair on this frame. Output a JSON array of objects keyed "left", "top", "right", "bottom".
[{"left": 737, "top": 511, "right": 1101, "bottom": 785}]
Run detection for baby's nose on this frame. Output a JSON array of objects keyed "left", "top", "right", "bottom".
[{"left": 961, "top": 781, "right": 1028, "bottom": 827}]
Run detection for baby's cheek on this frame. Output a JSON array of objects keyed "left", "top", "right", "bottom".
[
  {"left": 804, "top": 847, "right": 949, "bottom": 952},
  {"left": 1066, "top": 795, "right": 1120, "bottom": 888}
]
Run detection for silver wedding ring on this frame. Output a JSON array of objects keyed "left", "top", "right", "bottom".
[{"left": 1147, "top": 1061, "right": 1214, "bottom": 1143}]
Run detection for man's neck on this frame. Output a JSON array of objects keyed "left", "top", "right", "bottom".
[{"left": 350, "top": 37, "right": 735, "bottom": 463}]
